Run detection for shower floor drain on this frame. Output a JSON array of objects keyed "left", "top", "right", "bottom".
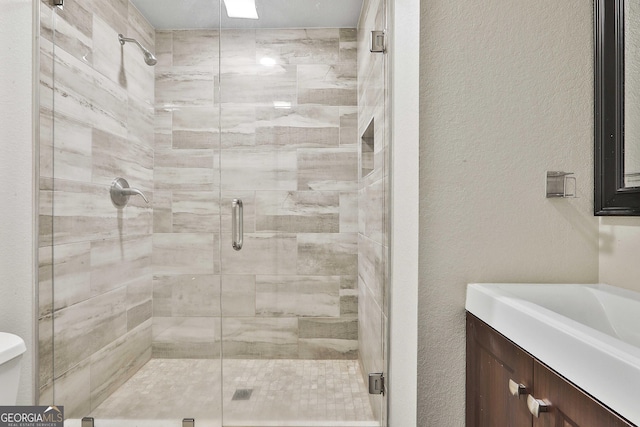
[{"left": 232, "top": 389, "right": 253, "bottom": 401}]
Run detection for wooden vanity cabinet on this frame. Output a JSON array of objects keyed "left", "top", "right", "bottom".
[{"left": 466, "top": 313, "right": 635, "bottom": 427}]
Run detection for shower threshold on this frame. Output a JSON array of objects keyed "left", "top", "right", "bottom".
[{"left": 66, "top": 359, "right": 377, "bottom": 427}]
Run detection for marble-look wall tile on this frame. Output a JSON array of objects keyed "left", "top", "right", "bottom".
[
  {"left": 298, "top": 64, "right": 357, "bottom": 106},
  {"left": 340, "top": 107, "right": 358, "bottom": 147},
  {"left": 53, "top": 287, "right": 128, "bottom": 376},
  {"left": 358, "top": 233, "right": 385, "bottom": 322},
  {"left": 256, "top": 29, "right": 339, "bottom": 65},
  {"left": 127, "top": 299, "right": 153, "bottom": 331},
  {"left": 340, "top": 192, "right": 359, "bottom": 232},
  {"left": 255, "top": 275, "right": 340, "bottom": 317},
  {"left": 221, "top": 105, "right": 256, "bottom": 147},
  {"left": 90, "top": 321, "right": 152, "bottom": 410},
  {"left": 255, "top": 191, "right": 339, "bottom": 233},
  {"left": 149, "top": 27, "right": 360, "bottom": 361},
  {"left": 221, "top": 275, "right": 256, "bottom": 317},
  {"left": 298, "top": 338, "right": 358, "bottom": 359},
  {"left": 153, "top": 275, "right": 221, "bottom": 317},
  {"left": 153, "top": 233, "right": 218, "bottom": 275},
  {"left": 84, "top": 0, "right": 128, "bottom": 36},
  {"left": 298, "top": 318, "right": 357, "bottom": 340},
  {"left": 46, "top": 0, "right": 93, "bottom": 65},
  {"left": 298, "top": 148, "right": 358, "bottom": 191},
  {"left": 52, "top": 358, "right": 91, "bottom": 418},
  {"left": 255, "top": 106, "right": 340, "bottom": 148},
  {"left": 358, "top": 276, "right": 384, "bottom": 382},
  {"left": 172, "top": 191, "right": 220, "bottom": 233},
  {"left": 154, "top": 107, "right": 173, "bottom": 149},
  {"left": 51, "top": 44, "right": 129, "bottom": 138},
  {"left": 221, "top": 233, "right": 297, "bottom": 275},
  {"left": 297, "top": 233, "right": 358, "bottom": 276},
  {"left": 90, "top": 236, "right": 152, "bottom": 296},
  {"left": 152, "top": 317, "right": 220, "bottom": 358},
  {"left": 38, "top": 315, "right": 53, "bottom": 390},
  {"left": 221, "top": 29, "right": 256, "bottom": 67},
  {"left": 173, "top": 30, "right": 219, "bottom": 67},
  {"left": 340, "top": 289, "right": 359, "bottom": 316},
  {"left": 154, "top": 149, "right": 218, "bottom": 191},
  {"left": 222, "top": 317, "right": 298, "bottom": 358},
  {"left": 49, "top": 117, "right": 93, "bottom": 182},
  {"left": 38, "top": 246, "right": 53, "bottom": 318},
  {"left": 221, "top": 149, "right": 297, "bottom": 191},
  {"left": 220, "top": 64, "right": 297, "bottom": 104},
  {"left": 154, "top": 31, "right": 173, "bottom": 69},
  {"left": 127, "top": 2, "right": 154, "bottom": 49},
  {"left": 50, "top": 241, "right": 91, "bottom": 311},
  {"left": 155, "top": 67, "right": 216, "bottom": 107},
  {"left": 173, "top": 106, "right": 219, "bottom": 149},
  {"left": 339, "top": 29, "right": 357, "bottom": 64},
  {"left": 91, "top": 15, "right": 122, "bottom": 88}
]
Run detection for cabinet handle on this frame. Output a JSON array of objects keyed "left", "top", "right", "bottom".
[
  {"left": 527, "top": 394, "right": 551, "bottom": 417},
  {"left": 508, "top": 379, "right": 527, "bottom": 397}
]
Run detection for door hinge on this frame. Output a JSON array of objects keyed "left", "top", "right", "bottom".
[
  {"left": 52, "top": 0, "right": 64, "bottom": 6},
  {"left": 370, "top": 31, "right": 386, "bottom": 53},
  {"left": 368, "top": 372, "right": 385, "bottom": 395}
]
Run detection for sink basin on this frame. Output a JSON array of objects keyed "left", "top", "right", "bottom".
[{"left": 466, "top": 283, "right": 640, "bottom": 425}]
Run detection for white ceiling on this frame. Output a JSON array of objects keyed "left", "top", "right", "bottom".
[{"left": 130, "top": 0, "right": 365, "bottom": 30}]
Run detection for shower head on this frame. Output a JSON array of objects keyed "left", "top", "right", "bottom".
[{"left": 118, "top": 34, "right": 157, "bottom": 66}]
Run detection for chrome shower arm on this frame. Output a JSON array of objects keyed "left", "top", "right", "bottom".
[
  {"left": 118, "top": 34, "right": 144, "bottom": 50},
  {"left": 118, "top": 34, "right": 157, "bottom": 66}
]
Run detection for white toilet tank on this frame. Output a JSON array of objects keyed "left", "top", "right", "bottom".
[{"left": 0, "top": 332, "right": 26, "bottom": 405}]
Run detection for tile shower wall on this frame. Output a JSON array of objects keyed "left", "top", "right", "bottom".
[
  {"left": 358, "top": 0, "right": 389, "bottom": 420},
  {"left": 38, "top": 0, "right": 155, "bottom": 417},
  {"left": 153, "top": 28, "right": 359, "bottom": 359}
]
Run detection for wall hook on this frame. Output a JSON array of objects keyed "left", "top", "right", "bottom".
[{"left": 546, "top": 171, "right": 577, "bottom": 198}]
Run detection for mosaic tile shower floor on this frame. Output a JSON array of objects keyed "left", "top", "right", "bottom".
[{"left": 83, "top": 359, "right": 377, "bottom": 427}]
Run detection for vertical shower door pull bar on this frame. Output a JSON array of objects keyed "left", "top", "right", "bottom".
[{"left": 232, "top": 199, "right": 244, "bottom": 251}]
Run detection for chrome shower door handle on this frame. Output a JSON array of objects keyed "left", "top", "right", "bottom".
[{"left": 232, "top": 198, "right": 243, "bottom": 251}]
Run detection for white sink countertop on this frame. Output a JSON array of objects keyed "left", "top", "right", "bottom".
[{"left": 466, "top": 283, "right": 640, "bottom": 425}]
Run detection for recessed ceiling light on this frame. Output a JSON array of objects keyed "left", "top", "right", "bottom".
[
  {"left": 223, "top": 0, "right": 259, "bottom": 19},
  {"left": 260, "top": 57, "right": 276, "bottom": 67}
]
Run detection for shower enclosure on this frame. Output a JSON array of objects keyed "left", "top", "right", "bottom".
[{"left": 38, "top": 0, "right": 390, "bottom": 425}]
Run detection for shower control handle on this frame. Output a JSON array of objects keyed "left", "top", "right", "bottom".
[
  {"left": 110, "top": 177, "right": 149, "bottom": 208},
  {"left": 232, "top": 198, "right": 244, "bottom": 251}
]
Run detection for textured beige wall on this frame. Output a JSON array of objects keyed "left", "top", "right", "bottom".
[
  {"left": 601, "top": 4, "right": 640, "bottom": 291},
  {"left": 418, "top": 0, "right": 597, "bottom": 424},
  {"left": 599, "top": 217, "right": 640, "bottom": 290}
]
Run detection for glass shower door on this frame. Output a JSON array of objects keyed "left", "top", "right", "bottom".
[
  {"left": 40, "top": 0, "right": 389, "bottom": 425},
  {"left": 42, "top": 1, "right": 223, "bottom": 425},
  {"left": 218, "top": 0, "right": 388, "bottom": 424}
]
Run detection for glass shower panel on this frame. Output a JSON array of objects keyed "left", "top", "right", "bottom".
[
  {"left": 44, "top": 1, "right": 222, "bottom": 425},
  {"left": 357, "top": 0, "right": 390, "bottom": 424},
  {"left": 218, "top": 0, "right": 387, "bottom": 424}
]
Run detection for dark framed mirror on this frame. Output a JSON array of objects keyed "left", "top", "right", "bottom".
[{"left": 595, "top": 0, "right": 640, "bottom": 215}]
